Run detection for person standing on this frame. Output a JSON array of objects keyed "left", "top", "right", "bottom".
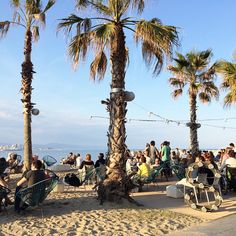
[
  {"left": 161, "top": 141, "right": 172, "bottom": 176},
  {"left": 149, "top": 140, "right": 159, "bottom": 165},
  {"left": 161, "top": 141, "right": 171, "bottom": 162}
]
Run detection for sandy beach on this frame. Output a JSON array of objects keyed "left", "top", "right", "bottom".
[
  {"left": 2, "top": 171, "right": 236, "bottom": 236},
  {"left": 0, "top": 173, "right": 207, "bottom": 236}
]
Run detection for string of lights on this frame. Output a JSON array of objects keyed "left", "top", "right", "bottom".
[{"left": 90, "top": 102, "right": 236, "bottom": 130}]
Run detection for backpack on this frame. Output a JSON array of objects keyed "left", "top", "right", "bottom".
[{"left": 64, "top": 173, "right": 81, "bottom": 186}]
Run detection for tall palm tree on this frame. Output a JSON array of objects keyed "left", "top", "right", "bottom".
[
  {"left": 0, "top": 0, "right": 55, "bottom": 170},
  {"left": 216, "top": 55, "right": 236, "bottom": 106},
  {"left": 58, "top": 0, "right": 179, "bottom": 202},
  {"left": 168, "top": 49, "right": 219, "bottom": 157}
]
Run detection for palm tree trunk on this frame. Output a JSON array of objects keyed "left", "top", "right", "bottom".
[
  {"left": 21, "top": 27, "right": 34, "bottom": 170},
  {"left": 107, "top": 25, "right": 127, "bottom": 181},
  {"left": 189, "top": 94, "right": 199, "bottom": 157},
  {"left": 97, "top": 25, "right": 139, "bottom": 205}
]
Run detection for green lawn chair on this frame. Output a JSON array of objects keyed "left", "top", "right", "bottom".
[
  {"left": 16, "top": 175, "right": 59, "bottom": 212},
  {"left": 132, "top": 165, "right": 164, "bottom": 191},
  {"left": 171, "top": 163, "right": 186, "bottom": 180}
]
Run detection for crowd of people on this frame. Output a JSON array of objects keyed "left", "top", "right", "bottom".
[
  {"left": 125, "top": 141, "right": 236, "bottom": 180},
  {"left": 1, "top": 142, "right": 236, "bottom": 212}
]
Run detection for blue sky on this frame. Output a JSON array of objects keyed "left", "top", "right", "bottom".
[{"left": 0, "top": 0, "right": 235, "bottom": 150}]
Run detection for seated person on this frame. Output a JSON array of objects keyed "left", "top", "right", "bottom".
[
  {"left": 202, "top": 156, "right": 218, "bottom": 185},
  {"left": 126, "top": 156, "right": 138, "bottom": 173},
  {"left": 0, "top": 157, "right": 10, "bottom": 182},
  {"left": 137, "top": 156, "right": 151, "bottom": 179},
  {"left": 7, "top": 154, "right": 23, "bottom": 173},
  {"left": 15, "top": 160, "right": 46, "bottom": 212},
  {"left": 151, "top": 157, "right": 161, "bottom": 169},
  {"left": 95, "top": 153, "right": 106, "bottom": 168},
  {"left": 0, "top": 158, "right": 13, "bottom": 209},
  {"left": 79, "top": 154, "right": 95, "bottom": 170},
  {"left": 225, "top": 150, "right": 236, "bottom": 167},
  {"left": 62, "top": 152, "right": 77, "bottom": 166}
]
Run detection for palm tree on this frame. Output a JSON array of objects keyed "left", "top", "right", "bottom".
[
  {"left": 58, "top": 0, "right": 179, "bottom": 202},
  {"left": 168, "top": 49, "right": 219, "bottom": 157},
  {"left": 0, "top": 0, "right": 55, "bottom": 170},
  {"left": 216, "top": 55, "right": 236, "bottom": 106}
]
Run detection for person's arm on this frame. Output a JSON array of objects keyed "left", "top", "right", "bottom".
[
  {"left": 0, "top": 177, "right": 8, "bottom": 187},
  {"left": 17, "top": 177, "right": 27, "bottom": 187}
]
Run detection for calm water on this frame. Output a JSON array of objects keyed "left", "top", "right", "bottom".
[{"left": 0, "top": 149, "right": 106, "bottom": 163}]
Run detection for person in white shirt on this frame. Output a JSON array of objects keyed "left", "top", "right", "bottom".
[
  {"left": 76, "top": 153, "right": 82, "bottom": 167},
  {"left": 225, "top": 150, "right": 236, "bottom": 167}
]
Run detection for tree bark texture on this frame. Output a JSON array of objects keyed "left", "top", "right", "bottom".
[
  {"left": 21, "top": 28, "right": 34, "bottom": 170},
  {"left": 189, "top": 94, "right": 199, "bottom": 157},
  {"left": 97, "top": 25, "right": 138, "bottom": 204}
]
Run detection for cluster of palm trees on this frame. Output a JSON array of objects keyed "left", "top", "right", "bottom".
[{"left": 0, "top": 0, "right": 235, "bottom": 199}]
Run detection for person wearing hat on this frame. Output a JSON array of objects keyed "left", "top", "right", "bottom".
[{"left": 95, "top": 153, "right": 106, "bottom": 168}]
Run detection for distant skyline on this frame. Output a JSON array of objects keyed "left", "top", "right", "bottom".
[{"left": 0, "top": 0, "right": 235, "bottom": 150}]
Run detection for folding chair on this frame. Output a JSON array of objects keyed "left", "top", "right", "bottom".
[{"left": 16, "top": 175, "right": 59, "bottom": 213}]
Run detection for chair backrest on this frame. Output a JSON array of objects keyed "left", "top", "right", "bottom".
[
  {"left": 43, "top": 155, "right": 57, "bottom": 167},
  {"left": 16, "top": 176, "right": 59, "bottom": 207},
  {"left": 147, "top": 166, "right": 163, "bottom": 181},
  {"left": 95, "top": 164, "right": 107, "bottom": 182},
  {"left": 171, "top": 164, "right": 186, "bottom": 180}
]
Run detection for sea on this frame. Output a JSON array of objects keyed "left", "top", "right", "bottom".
[{"left": 0, "top": 148, "right": 106, "bottom": 163}]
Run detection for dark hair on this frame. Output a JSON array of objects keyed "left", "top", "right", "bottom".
[
  {"left": 229, "top": 143, "right": 235, "bottom": 147},
  {"left": 141, "top": 156, "right": 146, "bottom": 163},
  {"left": 32, "top": 160, "right": 43, "bottom": 170},
  {"left": 12, "top": 153, "right": 18, "bottom": 160},
  {"left": 98, "top": 153, "right": 104, "bottom": 159},
  {"left": 150, "top": 140, "right": 155, "bottom": 146}
]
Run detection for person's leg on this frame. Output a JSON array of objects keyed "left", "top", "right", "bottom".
[{"left": 14, "top": 186, "right": 22, "bottom": 212}]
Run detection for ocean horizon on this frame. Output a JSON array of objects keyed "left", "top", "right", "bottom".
[{"left": 0, "top": 146, "right": 222, "bottom": 163}]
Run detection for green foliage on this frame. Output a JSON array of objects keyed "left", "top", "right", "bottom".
[
  {"left": 168, "top": 49, "right": 219, "bottom": 102},
  {"left": 59, "top": 0, "right": 179, "bottom": 80},
  {"left": 216, "top": 55, "right": 236, "bottom": 106}
]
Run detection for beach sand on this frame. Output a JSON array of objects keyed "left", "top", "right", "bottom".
[
  {"left": 0, "top": 190, "right": 204, "bottom": 236},
  {"left": 0, "top": 172, "right": 208, "bottom": 236}
]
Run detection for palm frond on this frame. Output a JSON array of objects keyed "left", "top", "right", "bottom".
[
  {"left": 199, "top": 92, "right": 211, "bottom": 103},
  {"left": 94, "top": 23, "right": 115, "bottom": 39},
  {"left": 43, "top": 0, "right": 56, "bottom": 13},
  {"left": 131, "top": 0, "right": 145, "bottom": 14},
  {"left": 224, "top": 90, "right": 236, "bottom": 107},
  {"left": 169, "top": 77, "right": 184, "bottom": 88},
  {"left": 68, "top": 32, "right": 92, "bottom": 68},
  {"left": 187, "top": 49, "right": 212, "bottom": 71},
  {"left": 57, "top": 14, "right": 89, "bottom": 35},
  {"left": 90, "top": 51, "right": 107, "bottom": 81},
  {"left": 76, "top": 0, "right": 111, "bottom": 16},
  {"left": 201, "top": 81, "right": 219, "bottom": 99},
  {"left": 171, "top": 89, "right": 183, "bottom": 99},
  {"left": 135, "top": 19, "right": 179, "bottom": 75},
  {"left": 32, "top": 25, "right": 39, "bottom": 42},
  {"left": 26, "top": 0, "right": 41, "bottom": 14},
  {"left": 76, "top": 0, "right": 90, "bottom": 9},
  {"left": 13, "top": 11, "right": 22, "bottom": 24},
  {"left": 33, "top": 13, "right": 46, "bottom": 27},
  {"left": 0, "top": 21, "right": 10, "bottom": 38}
]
